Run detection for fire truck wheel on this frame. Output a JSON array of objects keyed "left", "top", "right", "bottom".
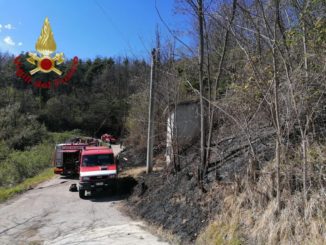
[
  {"left": 111, "top": 181, "right": 118, "bottom": 194},
  {"left": 79, "top": 189, "right": 86, "bottom": 199}
]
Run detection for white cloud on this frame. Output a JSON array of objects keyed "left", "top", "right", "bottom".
[
  {"left": 0, "top": 24, "right": 2, "bottom": 28},
  {"left": 4, "top": 24, "right": 13, "bottom": 30},
  {"left": 18, "top": 42, "right": 23, "bottom": 46},
  {"left": 3, "top": 36, "right": 15, "bottom": 46}
]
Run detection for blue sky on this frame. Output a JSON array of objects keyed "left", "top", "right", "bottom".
[{"left": 0, "top": 0, "right": 190, "bottom": 60}]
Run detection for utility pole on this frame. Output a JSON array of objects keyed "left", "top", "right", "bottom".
[
  {"left": 198, "top": 0, "right": 206, "bottom": 179},
  {"left": 146, "top": 49, "right": 157, "bottom": 174}
]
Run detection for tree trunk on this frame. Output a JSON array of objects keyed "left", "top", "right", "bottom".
[
  {"left": 205, "top": 0, "right": 237, "bottom": 172},
  {"left": 302, "top": 136, "right": 308, "bottom": 220},
  {"left": 301, "top": 6, "right": 309, "bottom": 220},
  {"left": 273, "top": 0, "right": 282, "bottom": 213},
  {"left": 197, "top": 0, "right": 206, "bottom": 181}
]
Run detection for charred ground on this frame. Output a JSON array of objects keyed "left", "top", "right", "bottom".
[{"left": 123, "top": 121, "right": 277, "bottom": 243}]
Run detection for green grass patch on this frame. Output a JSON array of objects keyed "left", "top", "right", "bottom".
[
  {"left": 0, "top": 168, "right": 54, "bottom": 203},
  {"left": 0, "top": 130, "right": 83, "bottom": 187},
  {"left": 0, "top": 130, "right": 84, "bottom": 202},
  {"left": 196, "top": 222, "right": 241, "bottom": 245}
]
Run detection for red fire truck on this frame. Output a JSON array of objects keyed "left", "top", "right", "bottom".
[
  {"left": 53, "top": 143, "right": 88, "bottom": 176},
  {"left": 101, "top": 134, "right": 117, "bottom": 144},
  {"left": 78, "top": 146, "right": 118, "bottom": 198},
  {"left": 53, "top": 141, "right": 118, "bottom": 198}
]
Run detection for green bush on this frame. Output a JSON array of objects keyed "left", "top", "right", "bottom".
[
  {"left": 0, "top": 143, "right": 52, "bottom": 186},
  {"left": 0, "top": 130, "right": 82, "bottom": 187},
  {"left": 0, "top": 103, "right": 47, "bottom": 150},
  {"left": 0, "top": 168, "right": 54, "bottom": 202}
]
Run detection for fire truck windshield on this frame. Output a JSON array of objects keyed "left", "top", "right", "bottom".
[{"left": 82, "top": 154, "right": 114, "bottom": 166}]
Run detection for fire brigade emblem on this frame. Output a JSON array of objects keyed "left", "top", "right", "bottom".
[
  {"left": 27, "top": 17, "right": 64, "bottom": 75},
  {"left": 14, "top": 17, "right": 78, "bottom": 88}
]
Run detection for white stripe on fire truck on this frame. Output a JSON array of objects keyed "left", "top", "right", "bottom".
[{"left": 80, "top": 170, "right": 117, "bottom": 177}]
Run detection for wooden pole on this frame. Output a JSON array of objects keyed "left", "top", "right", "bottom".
[
  {"left": 146, "top": 49, "right": 156, "bottom": 174},
  {"left": 198, "top": 0, "right": 206, "bottom": 180}
]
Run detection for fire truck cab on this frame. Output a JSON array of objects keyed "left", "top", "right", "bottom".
[{"left": 78, "top": 146, "right": 117, "bottom": 198}]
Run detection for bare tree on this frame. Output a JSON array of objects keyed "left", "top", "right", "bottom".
[{"left": 205, "top": 0, "right": 238, "bottom": 174}]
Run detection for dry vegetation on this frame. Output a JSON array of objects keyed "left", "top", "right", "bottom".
[
  {"left": 198, "top": 144, "right": 325, "bottom": 244},
  {"left": 125, "top": 0, "right": 326, "bottom": 244}
]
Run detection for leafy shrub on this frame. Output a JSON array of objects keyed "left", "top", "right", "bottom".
[
  {"left": 0, "top": 103, "right": 47, "bottom": 150},
  {"left": 0, "top": 143, "right": 52, "bottom": 186},
  {"left": 0, "top": 131, "right": 82, "bottom": 187}
]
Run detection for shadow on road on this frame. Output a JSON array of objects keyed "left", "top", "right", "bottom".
[
  {"left": 60, "top": 175, "right": 79, "bottom": 180},
  {"left": 78, "top": 176, "right": 138, "bottom": 203},
  {"left": 88, "top": 193, "right": 129, "bottom": 202}
]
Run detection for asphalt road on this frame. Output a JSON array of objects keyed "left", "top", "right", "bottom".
[{"left": 0, "top": 145, "right": 169, "bottom": 245}]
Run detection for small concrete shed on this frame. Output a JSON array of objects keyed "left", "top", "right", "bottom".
[{"left": 165, "top": 101, "right": 200, "bottom": 165}]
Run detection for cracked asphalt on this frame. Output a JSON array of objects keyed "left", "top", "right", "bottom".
[{"left": 0, "top": 145, "right": 169, "bottom": 245}]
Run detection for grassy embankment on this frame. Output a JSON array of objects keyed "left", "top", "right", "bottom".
[
  {"left": 0, "top": 168, "right": 54, "bottom": 202},
  {"left": 196, "top": 143, "right": 326, "bottom": 244},
  {"left": 0, "top": 131, "right": 81, "bottom": 203}
]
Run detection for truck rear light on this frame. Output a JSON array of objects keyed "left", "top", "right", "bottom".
[{"left": 54, "top": 168, "right": 63, "bottom": 174}]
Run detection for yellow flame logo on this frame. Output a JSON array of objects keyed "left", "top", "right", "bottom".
[
  {"left": 35, "top": 17, "right": 57, "bottom": 56},
  {"left": 27, "top": 17, "right": 64, "bottom": 75}
]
